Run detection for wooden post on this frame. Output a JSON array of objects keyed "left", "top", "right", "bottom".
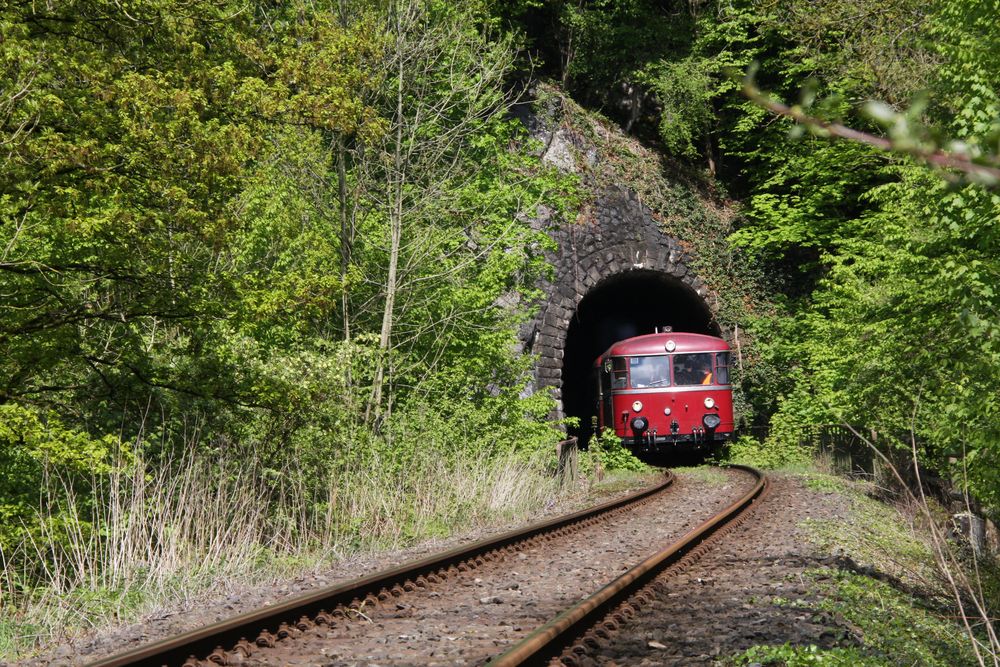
[
  {"left": 557, "top": 437, "right": 579, "bottom": 488},
  {"left": 734, "top": 324, "right": 744, "bottom": 373}
]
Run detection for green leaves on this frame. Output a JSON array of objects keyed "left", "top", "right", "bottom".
[{"left": 646, "top": 58, "right": 715, "bottom": 158}]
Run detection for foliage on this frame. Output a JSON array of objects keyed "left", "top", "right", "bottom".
[
  {"left": 682, "top": 0, "right": 1000, "bottom": 515},
  {"left": 588, "top": 428, "right": 649, "bottom": 472},
  {"left": 735, "top": 643, "right": 868, "bottom": 666},
  {"left": 724, "top": 431, "right": 810, "bottom": 469},
  {"left": 0, "top": 404, "right": 124, "bottom": 557},
  {"left": 554, "top": 0, "right": 691, "bottom": 96},
  {"left": 645, "top": 58, "right": 715, "bottom": 158},
  {"left": 0, "top": 0, "right": 574, "bottom": 640}
]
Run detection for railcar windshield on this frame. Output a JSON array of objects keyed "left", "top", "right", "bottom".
[
  {"left": 673, "top": 353, "right": 716, "bottom": 386},
  {"left": 628, "top": 355, "right": 671, "bottom": 388}
]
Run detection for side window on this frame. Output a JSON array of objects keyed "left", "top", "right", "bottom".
[
  {"left": 716, "top": 352, "right": 731, "bottom": 385},
  {"left": 611, "top": 357, "right": 628, "bottom": 389}
]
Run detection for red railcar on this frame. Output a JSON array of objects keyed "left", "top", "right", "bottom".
[{"left": 593, "top": 331, "right": 735, "bottom": 452}]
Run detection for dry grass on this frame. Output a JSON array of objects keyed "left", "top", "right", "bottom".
[{"left": 0, "top": 447, "right": 558, "bottom": 660}]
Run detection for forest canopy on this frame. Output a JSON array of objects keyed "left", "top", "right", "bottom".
[{"left": 0, "top": 0, "right": 574, "bottom": 563}]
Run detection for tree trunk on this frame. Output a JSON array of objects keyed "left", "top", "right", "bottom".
[
  {"left": 337, "top": 140, "right": 352, "bottom": 342},
  {"left": 368, "top": 6, "right": 405, "bottom": 424}
]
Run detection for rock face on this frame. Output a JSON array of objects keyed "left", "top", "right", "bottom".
[{"left": 518, "top": 93, "right": 719, "bottom": 423}]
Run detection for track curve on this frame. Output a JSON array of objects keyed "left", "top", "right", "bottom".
[{"left": 487, "top": 465, "right": 768, "bottom": 666}]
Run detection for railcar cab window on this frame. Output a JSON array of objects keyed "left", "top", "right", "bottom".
[
  {"left": 673, "top": 353, "right": 716, "bottom": 386},
  {"left": 609, "top": 357, "right": 628, "bottom": 388},
  {"left": 628, "top": 355, "right": 671, "bottom": 388}
]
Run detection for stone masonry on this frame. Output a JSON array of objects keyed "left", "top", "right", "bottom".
[
  {"left": 514, "top": 90, "right": 720, "bottom": 422},
  {"left": 523, "top": 185, "right": 714, "bottom": 421}
]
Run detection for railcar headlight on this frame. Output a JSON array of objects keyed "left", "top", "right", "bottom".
[
  {"left": 665, "top": 340, "right": 676, "bottom": 352},
  {"left": 703, "top": 397, "right": 715, "bottom": 409},
  {"left": 630, "top": 416, "right": 649, "bottom": 433},
  {"left": 663, "top": 407, "right": 672, "bottom": 416},
  {"left": 702, "top": 413, "right": 722, "bottom": 430},
  {"left": 632, "top": 400, "right": 643, "bottom": 412}
]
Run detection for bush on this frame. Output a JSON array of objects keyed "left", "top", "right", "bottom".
[
  {"left": 724, "top": 426, "right": 811, "bottom": 469},
  {"left": 589, "top": 428, "right": 649, "bottom": 472}
]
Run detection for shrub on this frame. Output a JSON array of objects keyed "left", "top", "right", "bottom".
[{"left": 589, "top": 428, "right": 649, "bottom": 472}]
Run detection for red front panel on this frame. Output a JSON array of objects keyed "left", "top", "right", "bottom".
[{"left": 609, "top": 387, "right": 734, "bottom": 438}]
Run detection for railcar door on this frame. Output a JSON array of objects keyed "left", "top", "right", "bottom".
[{"left": 599, "top": 359, "right": 613, "bottom": 432}]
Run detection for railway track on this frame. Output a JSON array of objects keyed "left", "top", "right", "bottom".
[
  {"left": 89, "top": 465, "right": 766, "bottom": 667},
  {"left": 489, "top": 463, "right": 768, "bottom": 666}
]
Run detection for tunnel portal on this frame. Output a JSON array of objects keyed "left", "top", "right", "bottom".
[
  {"left": 523, "top": 186, "right": 725, "bottom": 441},
  {"left": 561, "top": 270, "right": 719, "bottom": 442}
]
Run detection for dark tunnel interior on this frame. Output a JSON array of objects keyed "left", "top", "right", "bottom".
[{"left": 561, "top": 270, "right": 719, "bottom": 443}]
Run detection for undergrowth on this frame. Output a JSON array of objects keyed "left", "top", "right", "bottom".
[
  {"left": 802, "top": 480, "right": 940, "bottom": 589},
  {"left": 723, "top": 432, "right": 812, "bottom": 469},
  {"left": 583, "top": 428, "right": 650, "bottom": 474}
]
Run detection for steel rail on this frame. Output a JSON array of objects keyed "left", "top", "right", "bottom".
[
  {"left": 486, "top": 464, "right": 767, "bottom": 667},
  {"left": 89, "top": 466, "right": 674, "bottom": 667}
]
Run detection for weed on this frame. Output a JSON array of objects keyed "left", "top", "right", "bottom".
[
  {"left": 801, "top": 483, "right": 938, "bottom": 591},
  {"left": 724, "top": 433, "right": 812, "bottom": 469},
  {"left": 801, "top": 474, "right": 847, "bottom": 494},
  {"left": 586, "top": 429, "right": 651, "bottom": 473},
  {"left": 734, "top": 643, "right": 869, "bottom": 666},
  {"left": 733, "top": 462, "right": 986, "bottom": 666},
  {"left": 809, "top": 569, "right": 977, "bottom": 666},
  {"left": 674, "top": 466, "right": 729, "bottom": 486}
]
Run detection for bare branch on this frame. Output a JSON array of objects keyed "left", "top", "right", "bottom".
[{"left": 741, "top": 75, "right": 1000, "bottom": 186}]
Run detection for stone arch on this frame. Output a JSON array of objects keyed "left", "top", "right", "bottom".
[{"left": 525, "top": 186, "right": 722, "bottom": 431}]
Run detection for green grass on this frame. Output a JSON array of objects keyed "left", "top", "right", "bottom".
[
  {"left": 799, "top": 473, "right": 848, "bottom": 494},
  {"left": 735, "top": 643, "right": 869, "bottom": 666},
  {"left": 802, "top": 480, "right": 937, "bottom": 587},
  {"left": 585, "top": 469, "right": 664, "bottom": 497}
]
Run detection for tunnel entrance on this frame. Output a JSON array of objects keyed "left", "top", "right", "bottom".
[{"left": 561, "top": 270, "right": 719, "bottom": 444}]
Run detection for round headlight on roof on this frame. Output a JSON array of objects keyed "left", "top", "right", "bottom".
[
  {"left": 632, "top": 400, "right": 643, "bottom": 412},
  {"left": 704, "top": 397, "right": 715, "bottom": 409},
  {"left": 665, "top": 340, "right": 676, "bottom": 352}
]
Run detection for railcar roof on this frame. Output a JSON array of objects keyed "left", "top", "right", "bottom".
[{"left": 599, "top": 332, "right": 729, "bottom": 359}]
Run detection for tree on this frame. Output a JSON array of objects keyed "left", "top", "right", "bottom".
[
  {"left": 360, "top": 0, "right": 531, "bottom": 422},
  {"left": 727, "top": 0, "right": 1000, "bottom": 509}
]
